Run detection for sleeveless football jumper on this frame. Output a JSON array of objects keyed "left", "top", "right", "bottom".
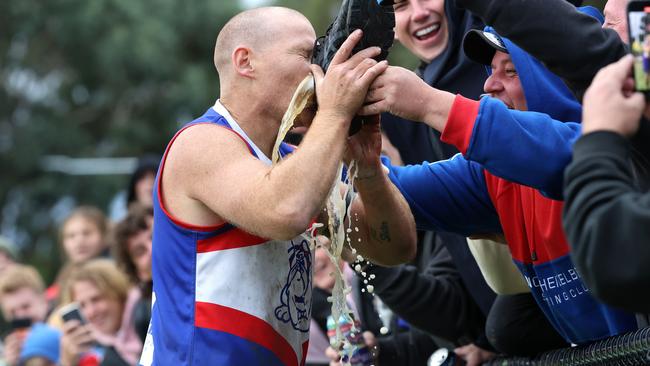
[{"left": 139, "top": 101, "right": 313, "bottom": 366}]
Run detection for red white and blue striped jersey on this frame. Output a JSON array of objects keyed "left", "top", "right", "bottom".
[{"left": 139, "top": 101, "right": 313, "bottom": 366}]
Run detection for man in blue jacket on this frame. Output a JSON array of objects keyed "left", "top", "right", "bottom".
[
  {"left": 359, "top": 21, "right": 637, "bottom": 345},
  {"left": 449, "top": 0, "right": 650, "bottom": 320}
]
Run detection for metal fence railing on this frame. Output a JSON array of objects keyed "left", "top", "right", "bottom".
[{"left": 484, "top": 327, "right": 650, "bottom": 366}]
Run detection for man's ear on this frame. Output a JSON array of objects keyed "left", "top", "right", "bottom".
[{"left": 232, "top": 46, "right": 255, "bottom": 78}]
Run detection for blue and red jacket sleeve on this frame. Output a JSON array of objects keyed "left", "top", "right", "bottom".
[
  {"left": 441, "top": 95, "right": 582, "bottom": 200},
  {"left": 383, "top": 155, "right": 502, "bottom": 236}
]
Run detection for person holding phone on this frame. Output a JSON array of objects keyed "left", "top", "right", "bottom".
[
  {"left": 563, "top": 53, "right": 650, "bottom": 311},
  {"left": 0, "top": 265, "right": 50, "bottom": 366},
  {"left": 59, "top": 259, "right": 142, "bottom": 366}
]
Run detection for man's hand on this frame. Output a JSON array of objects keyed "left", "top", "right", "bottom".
[
  {"left": 454, "top": 343, "right": 496, "bottom": 366},
  {"left": 311, "top": 29, "right": 389, "bottom": 124},
  {"left": 4, "top": 330, "right": 27, "bottom": 366},
  {"left": 359, "top": 66, "right": 431, "bottom": 120},
  {"left": 60, "top": 320, "right": 95, "bottom": 366},
  {"left": 345, "top": 115, "right": 383, "bottom": 180},
  {"left": 359, "top": 66, "right": 456, "bottom": 132},
  {"left": 582, "top": 54, "right": 646, "bottom": 137}
]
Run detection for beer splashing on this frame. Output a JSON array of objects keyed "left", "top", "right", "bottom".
[
  {"left": 275, "top": 73, "right": 365, "bottom": 364},
  {"left": 272, "top": 74, "right": 316, "bottom": 163}
]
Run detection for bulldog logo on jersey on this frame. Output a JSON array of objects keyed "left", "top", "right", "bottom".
[{"left": 275, "top": 239, "right": 312, "bottom": 332}]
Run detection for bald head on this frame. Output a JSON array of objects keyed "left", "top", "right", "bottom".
[{"left": 214, "top": 7, "right": 311, "bottom": 80}]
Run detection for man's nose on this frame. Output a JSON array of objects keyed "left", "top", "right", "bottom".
[{"left": 484, "top": 74, "right": 504, "bottom": 95}]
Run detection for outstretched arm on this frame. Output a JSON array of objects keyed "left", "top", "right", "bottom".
[
  {"left": 387, "top": 155, "right": 502, "bottom": 236},
  {"left": 442, "top": 96, "right": 581, "bottom": 199},
  {"left": 344, "top": 117, "right": 417, "bottom": 266},
  {"left": 454, "top": 0, "right": 626, "bottom": 100},
  {"left": 361, "top": 66, "right": 582, "bottom": 199}
]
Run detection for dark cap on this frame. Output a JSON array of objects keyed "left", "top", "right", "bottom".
[{"left": 463, "top": 29, "right": 508, "bottom": 66}]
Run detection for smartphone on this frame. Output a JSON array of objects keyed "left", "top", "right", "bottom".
[
  {"left": 59, "top": 302, "right": 87, "bottom": 324},
  {"left": 8, "top": 317, "right": 32, "bottom": 332},
  {"left": 628, "top": 1, "right": 650, "bottom": 93}
]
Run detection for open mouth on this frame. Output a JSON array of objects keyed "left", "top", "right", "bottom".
[{"left": 413, "top": 23, "right": 441, "bottom": 41}]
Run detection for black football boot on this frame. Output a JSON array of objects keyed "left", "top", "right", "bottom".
[{"left": 312, "top": 0, "right": 396, "bottom": 135}]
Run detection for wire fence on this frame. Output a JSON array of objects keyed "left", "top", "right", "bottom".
[{"left": 484, "top": 327, "right": 650, "bottom": 366}]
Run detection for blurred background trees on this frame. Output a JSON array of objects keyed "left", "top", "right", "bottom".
[{"left": 0, "top": 0, "right": 606, "bottom": 282}]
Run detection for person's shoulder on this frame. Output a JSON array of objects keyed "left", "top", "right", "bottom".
[
  {"left": 169, "top": 123, "right": 251, "bottom": 161},
  {"left": 161, "top": 123, "right": 256, "bottom": 190}
]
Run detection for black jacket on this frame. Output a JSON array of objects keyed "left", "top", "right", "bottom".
[
  {"left": 358, "top": 232, "right": 487, "bottom": 365},
  {"left": 455, "top": 0, "right": 650, "bottom": 312},
  {"left": 563, "top": 132, "right": 650, "bottom": 312},
  {"left": 454, "top": 0, "right": 625, "bottom": 101},
  {"left": 366, "top": 233, "right": 487, "bottom": 344}
]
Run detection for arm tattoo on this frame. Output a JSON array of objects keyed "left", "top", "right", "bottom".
[
  {"left": 379, "top": 221, "right": 391, "bottom": 242},
  {"left": 370, "top": 221, "right": 391, "bottom": 242}
]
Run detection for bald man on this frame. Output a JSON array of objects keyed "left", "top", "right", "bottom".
[{"left": 138, "top": 7, "right": 416, "bottom": 366}]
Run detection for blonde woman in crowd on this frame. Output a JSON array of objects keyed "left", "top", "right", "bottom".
[{"left": 58, "top": 259, "right": 142, "bottom": 366}]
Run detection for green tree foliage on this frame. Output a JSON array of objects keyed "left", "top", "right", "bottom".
[{"left": 0, "top": 0, "right": 242, "bottom": 280}]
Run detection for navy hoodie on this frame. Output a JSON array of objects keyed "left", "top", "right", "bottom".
[{"left": 384, "top": 17, "right": 637, "bottom": 344}]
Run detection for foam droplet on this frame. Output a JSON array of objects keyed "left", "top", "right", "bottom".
[
  {"left": 366, "top": 285, "right": 374, "bottom": 293},
  {"left": 357, "top": 255, "right": 364, "bottom": 261},
  {"left": 380, "top": 327, "right": 389, "bottom": 335},
  {"left": 354, "top": 227, "right": 360, "bottom": 232},
  {"left": 369, "top": 274, "right": 376, "bottom": 280},
  {"left": 354, "top": 264, "right": 362, "bottom": 272}
]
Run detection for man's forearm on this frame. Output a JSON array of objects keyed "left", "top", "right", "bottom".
[
  {"left": 268, "top": 112, "right": 351, "bottom": 233},
  {"left": 456, "top": 0, "right": 626, "bottom": 100},
  {"left": 421, "top": 87, "right": 455, "bottom": 132},
  {"left": 350, "top": 173, "right": 416, "bottom": 266}
]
